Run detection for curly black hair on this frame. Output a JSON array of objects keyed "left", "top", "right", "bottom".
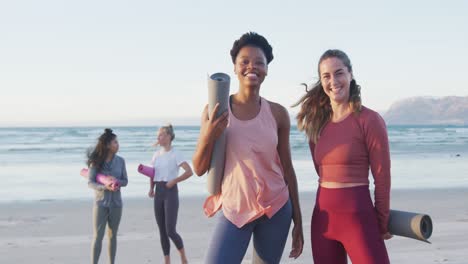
[{"left": 230, "top": 32, "right": 274, "bottom": 65}]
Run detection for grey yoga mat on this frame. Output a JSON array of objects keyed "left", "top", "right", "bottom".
[
  {"left": 388, "top": 209, "right": 433, "bottom": 243},
  {"left": 206, "top": 72, "right": 230, "bottom": 195}
]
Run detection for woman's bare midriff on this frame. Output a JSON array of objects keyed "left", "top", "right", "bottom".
[{"left": 320, "top": 182, "right": 368, "bottom": 188}]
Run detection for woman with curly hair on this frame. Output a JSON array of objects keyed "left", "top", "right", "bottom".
[
  {"left": 87, "top": 128, "right": 128, "bottom": 264},
  {"left": 193, "top": 32, "right": 304, "bottom": 263}
]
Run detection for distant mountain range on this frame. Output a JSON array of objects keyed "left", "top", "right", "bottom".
[{"left": 383, "top": 96, "right": 468, "bottom": 125}]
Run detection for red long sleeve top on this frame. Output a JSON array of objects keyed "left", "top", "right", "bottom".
[{"left": 309, "top": 106, "right": 391, "bottom": 234}]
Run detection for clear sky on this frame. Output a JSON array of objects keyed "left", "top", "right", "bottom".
[{"left": 1, "top": 0, "right": 467, "bottom": 126}]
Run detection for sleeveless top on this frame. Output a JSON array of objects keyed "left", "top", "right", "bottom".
[{"left": 203, "top": 97, "right": 290, "bottom": 228}]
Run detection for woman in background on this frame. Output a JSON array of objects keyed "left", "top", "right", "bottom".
[
  {"left": 87, "top": 128, "right": 128, "bottom": 264},
  {"left": 148, "top": 124, "right": 193, "bottom": 264}
]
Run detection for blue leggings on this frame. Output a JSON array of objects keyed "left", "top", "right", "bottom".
[{"left": 206, "top": 199, "right": 292, "bottom": 264}]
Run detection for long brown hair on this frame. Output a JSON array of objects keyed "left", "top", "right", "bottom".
[
  {"left": 86, "top": 128, "right": 116, "bottom": 170},
  {"left": 293, "top": 49, "right": 362, "bottom": 143}
]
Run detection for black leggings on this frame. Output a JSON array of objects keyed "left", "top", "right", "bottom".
[{"left": 153, "top": 181, "right": 184, "bottom": 256}]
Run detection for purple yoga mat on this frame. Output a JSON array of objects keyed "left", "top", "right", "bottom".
[
  {"left": 137, "top": 164, "right": 155, "bottom": 179},
  {"left": 80, "top": 168, "right": 120, "bottom": 187}
]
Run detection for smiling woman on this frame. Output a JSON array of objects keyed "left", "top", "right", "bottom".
[
  {"left": 192, "top": 32, "right": 304, "bottom": 263},
  {"left": 295, "top": 50, "right": 392, "bottom": 264}
]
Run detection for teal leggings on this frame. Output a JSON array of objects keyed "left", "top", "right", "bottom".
[{"left": 91, "top": 206, "right": 122, "bottom": 264}]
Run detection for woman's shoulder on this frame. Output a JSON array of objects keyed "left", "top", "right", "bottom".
[
  {"left": 170, "top": 147, "right": 181, "bottom": 154},
  {"left": 358, "top": 106, "right": 384, "bottom": 121},
  {"left": 265, "top": 98, "right": 289, "bottom": 123},
  {"left": 115, "top": 155, "right": 126, "bottom": 162},
  {"left": 356, "top": 105, "right": 387, "bottom": 128},
  {"left": 156, "top": 148, "right": 180, "bottom": 157},
  {"left": 265, "top": 98, "right": 286, "bottom": 112}
]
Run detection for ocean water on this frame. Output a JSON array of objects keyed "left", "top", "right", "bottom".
[{"left": 0, "top": 125, "right": 467, "bottom": 202}]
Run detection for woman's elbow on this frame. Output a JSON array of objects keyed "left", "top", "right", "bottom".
[
  {"left": 187, "top": 169, "right": 194, "bottom": 177},
  {"left": 193, "top": 165, "right": 206, "bottom": 177},
  {"left": 191, "top": 158, "right": 204, "bottom": 176},
  {"left": 193, "top": 168, "right": 204, "bottom": 177}
]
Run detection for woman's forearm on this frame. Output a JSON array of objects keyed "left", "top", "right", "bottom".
[
  {"left": 174, "top": 162, "right": 194, "bottom": 183},
  {"left": 174, "top": 171, "right": 193, "bottom": 183},
  {"left": 286, "top": 170, "right": 303, "bottom": 225},
  {"left": 192, "top": 135, "right": 215, "bottom": 176}
]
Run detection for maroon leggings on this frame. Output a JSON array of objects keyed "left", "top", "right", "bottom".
[{"left": 311, "top": 186, "right": 389, "bottom": 264}]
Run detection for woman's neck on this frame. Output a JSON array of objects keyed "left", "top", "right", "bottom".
[
  {"left": 234, "top": 88, "right": 260, "bottom": 106},
  {"left": 106, "top": 153, "right": 115, "bottom": 162},
  {"left": 330, "top": 102, "right": 352, "bottom": 122},
  {"left": 161, "top": 144, "right": 172, "bottom": 152}
]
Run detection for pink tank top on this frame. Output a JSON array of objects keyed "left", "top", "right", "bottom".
[{"left": 203, "top": 97, "right": 290, "bottom": 228}]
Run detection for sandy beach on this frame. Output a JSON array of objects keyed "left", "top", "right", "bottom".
[{"left": 0, "top": 188, "right": 467, "bottom": 264}]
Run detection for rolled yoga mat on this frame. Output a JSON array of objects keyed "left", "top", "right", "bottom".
[
  {"left": 80, "top": 168, "right": 120, "bottom": 187},
  {"left": 137, "top": 164, "right": 155, "bottom": 179},
  {"left": 388, "top": 209, "right": 433, "bottom": 243},
  {"left": 207, "top": 72, "right": 230, "bottom": 195}
]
